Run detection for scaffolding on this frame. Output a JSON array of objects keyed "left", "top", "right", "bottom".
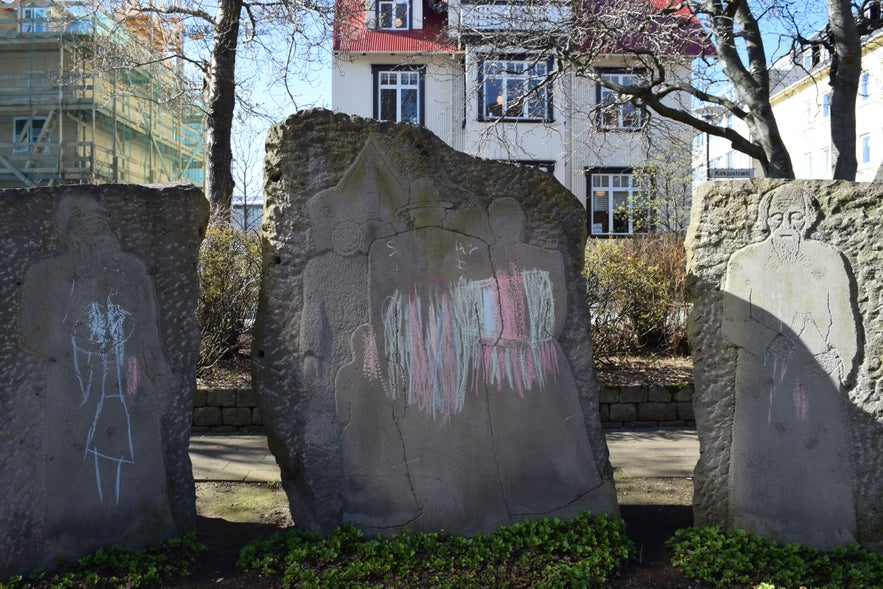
[{"left": 0, "top": 1, "right": 204, "bottom": 188}]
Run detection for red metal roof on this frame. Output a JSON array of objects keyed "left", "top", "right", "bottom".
[
  {"left": 334, "top": 0, "right": 707, "bottom": 57},
  {"left": 334, "top": 1, "right": 456, "bottom": 52}
]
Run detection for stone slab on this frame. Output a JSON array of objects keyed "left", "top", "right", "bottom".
[
  {"left": 686, "top": 180, "right": 883, "bottom": 552},
  {"left": 253, "top": 109, "right": 618, "bottom": 535},
  {"left": 0, "top": 184, "right": 208, "bottom": 577}
]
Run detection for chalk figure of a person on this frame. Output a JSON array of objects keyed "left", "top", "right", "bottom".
[
  {"left": 722, "top": 184, "right": 858, "bottom": 548},
  {"left": 21, "top": 195, "right": 171, "bottom": 507}
]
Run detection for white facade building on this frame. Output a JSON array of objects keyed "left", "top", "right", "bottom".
[
  {"left": 692, "top": 30, "right": 883, "bottom": 183},
  {"left": 332, "top": 0, "right": 700, "bottom": 236}
]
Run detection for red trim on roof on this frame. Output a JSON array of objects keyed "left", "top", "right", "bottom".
[
  {"left": 334, "top": 1, "right": 455, "bottom": 52},
  {"left": 334, "top": 0, "right": 708, "bottom": 57}
]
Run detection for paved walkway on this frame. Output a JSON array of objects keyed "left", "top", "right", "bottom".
[
  {"left": 189, "top": 428, "right": 699, "bottom": 482},
  {"left": 190, "top": 435, "right": 280, "bottom": 482},
  {"left": 605, "top": 428, "right": 698, "bottom": 478}
]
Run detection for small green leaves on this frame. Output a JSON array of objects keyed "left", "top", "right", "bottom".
[
  {"left": 0, "top": 533, "right": 204, "bottom": 589},
  {"left": 668, "top": 526, "right": 883, "bottom": 589},
  {"left": 237, "top": 512, "right": 635, "bottom": 588}
]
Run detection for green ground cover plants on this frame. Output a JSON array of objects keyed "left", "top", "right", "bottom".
[
  {"left": 0, "top": 533, "right": 204, "bottom": 589},
  {"left": 669, "top": 526, "right": 883, "bottom": 589},
  {"left": 237, "top": 512, "right": 634, "bottom": 588}
]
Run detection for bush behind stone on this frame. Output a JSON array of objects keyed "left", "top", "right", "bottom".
[
  {"left": 197, "top": 223, "right": 261, "bottom": 375},
  {"left": 584, "top": 233, "right": 689, "bottom": 365}
]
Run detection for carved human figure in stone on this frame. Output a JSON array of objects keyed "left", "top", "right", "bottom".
[
  {"left": 365, "top": 177, "right": 497, "bottom": 422},
  {"left": 20, "top": 195, "right": 172, "bottom": 508},
  {"left": 484, "top": 197, "right": 602, "bottom": 514},
  {"left": 722, "top": 184, "right": 858, "bottom": 548},
  {"left": 357, "top": 177, "right": 507, "bottom": 532},
  {"left": 335, "top": 323, "right": 419, "bottom": 528}
]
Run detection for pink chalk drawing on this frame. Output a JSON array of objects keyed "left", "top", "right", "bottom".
[
  {"left": 361, "top": 326, "right": 383, "bottom": 383},
  {"left": 369, "top": 265, "right": 560, "bottom": 423},
  {"left": 126, "top": 356, "right": 140, "bottom": 401}
]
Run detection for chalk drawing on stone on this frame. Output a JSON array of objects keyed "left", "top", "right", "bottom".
[
  {"left": 357, "top": 184, "right": 561, "bottom": 424},
  {"left": 72, "top": 290, "right": 137, "bottom": 505},
  {"left": 721, "top": 184, "right": 859, "bottom": 548},
  {"left": 259, "top": 114, "right": 618, "bottom": 535},
  {"left": 20, "top": 195, "right": 170, "bottom": 507}
]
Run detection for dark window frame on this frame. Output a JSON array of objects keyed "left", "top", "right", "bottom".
[
  {"left": 585, "top": 166, "right": 655, "bottom": 238},
  {"left": 595, "top": 68, "right": 646, "bottom": 132},
  {"left": 477, "top": 55, "right": 555, "bottom": 123},
  {"left": 372, "top": 64, "right": 426, "bottom": 125},
  {"left": 512, "top": 159, "right": 556, "bottom": 174}
]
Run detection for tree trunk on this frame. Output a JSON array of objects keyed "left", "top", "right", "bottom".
[
  {"left": 711, "top": 1, "right": 795, "bottom": 179},
  {"left": 205, "top": 0, "right": 243, "bottom": 220},
  {"left": 828, "top": 0, "right": 861, "bottom": 180},
  {"left": 744, "top": 105, "right": 795, "bottom": 179}
]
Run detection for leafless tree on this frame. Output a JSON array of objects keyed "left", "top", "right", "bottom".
[
  {"left": 469, "top": 0, "right": 882, "bottom": 180},
  {"left": 99, "top": 0, "right": 338, "bottom": 216}
]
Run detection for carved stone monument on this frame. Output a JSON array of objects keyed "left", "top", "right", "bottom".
[
  {"left": 254, "top": 109, "right": 618, "bottom": 535},
  {"left": 0, "top": 184, "right": 208, "bottom": 577},
  {"left": 687, "top": 180, "right": 883, "bottom": 552}
]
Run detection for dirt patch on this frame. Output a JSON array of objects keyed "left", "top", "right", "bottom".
[
  {"left": 195, "top": 482, "right": 292, "bottom": 527},
  {"left": 595, "top": 355, "right": 694, "bottom": 386}
]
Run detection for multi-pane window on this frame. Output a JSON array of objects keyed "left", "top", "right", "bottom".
[
  {"left": 378, "top": 0, "right": 409, "bottom": 29},
  {"left": 861, "top": 72, "right": 870, "bottom": 100},
  {"left": 21, "top": 4, "right": 49, "bottom": 33},
  {"left": 13, "top": 116, "right": 47, "bottom": 152},
  {"left": 822, "top": 93, "right": 830, "bottom": 117},
  {"left": 588, "top": 172, "right": 651, "bottom": 236},
  {"left": 861, "top": 134, "right": 871, "bottom": 164},
  {"left": 480, "top": 59, "right": 551, "bottom": 122},
  {"left": 374, "top": 67, "right": 422, "bottom": 124},
  {"left": 597, "top": 71, "right": 642, "bottom": 130}
]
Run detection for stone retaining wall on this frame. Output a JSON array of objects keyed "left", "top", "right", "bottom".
[
  {"left": 598, "top": 383, "right": 695, "bottom": 428},
  {"left": 193, "top": 383, "right": 695, "bottom": 432},
  {"left": 192, "top": 388, "right": 263, "bottom": 432}
]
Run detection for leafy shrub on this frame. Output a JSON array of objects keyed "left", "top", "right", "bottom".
[
  {"left": 669, "top": 526, "right": 883, "bottom": 589},
  {"left": 238, "top": 512, "right": 635, "bottom": 587},
  {"left": 583, "top": 233, "right": 688, "bottom": 365},
  {"left": 0, "top": 533, "right": 204, "bottom": 588},
  {"left": 197, "top": 222, "right": 261, "bottom": 375}
]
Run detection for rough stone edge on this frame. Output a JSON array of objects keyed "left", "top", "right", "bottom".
[
  {"left": 685, "top": 179, "right": 883, "bottom": 551},
  {"left": 252, "top": 109, "right": 617, "bottom": 532}
]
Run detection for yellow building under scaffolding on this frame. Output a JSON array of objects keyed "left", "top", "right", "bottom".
[{"left": 0, "top": 1, "right": 204, "bottom": 188}]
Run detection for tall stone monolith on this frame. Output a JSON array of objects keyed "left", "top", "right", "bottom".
[
  {"left": 0, "top": 184, "right": 208, "bottom": 577},
  {"left": 687, "top": 180, "right": 883, "bottom": 552},
  {"left": 254, "top": 109, "right": 618, "bottom": 535}
]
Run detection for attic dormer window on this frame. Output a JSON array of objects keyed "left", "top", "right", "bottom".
[
  {"left": 21, "top": 4, "right": 49, "bottom": 33},
  {"left": 378, "top": 0, "right": 410, "bottom": 29}
]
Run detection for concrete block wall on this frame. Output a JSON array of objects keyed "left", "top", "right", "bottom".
[
  {"left": 598, "top": 383, "right": 695, "bottom": 428},
  {"left": 192, "top": 388, "right": 264, "bottom": 432},
  {"left": 194, "top": 382, "right": 694, "bottom": 431}
]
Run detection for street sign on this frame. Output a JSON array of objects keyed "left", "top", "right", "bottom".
[{"left": 708, "top": 168, "right": 755, "bottom": 179}]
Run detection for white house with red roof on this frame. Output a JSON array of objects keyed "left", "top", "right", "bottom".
[{"left": 332, "top": 0, "right": 700, "bottom": 236}]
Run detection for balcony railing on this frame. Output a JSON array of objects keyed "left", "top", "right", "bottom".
[{"left": 457, "top": 1, "right": 571, "bottom": 33}]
